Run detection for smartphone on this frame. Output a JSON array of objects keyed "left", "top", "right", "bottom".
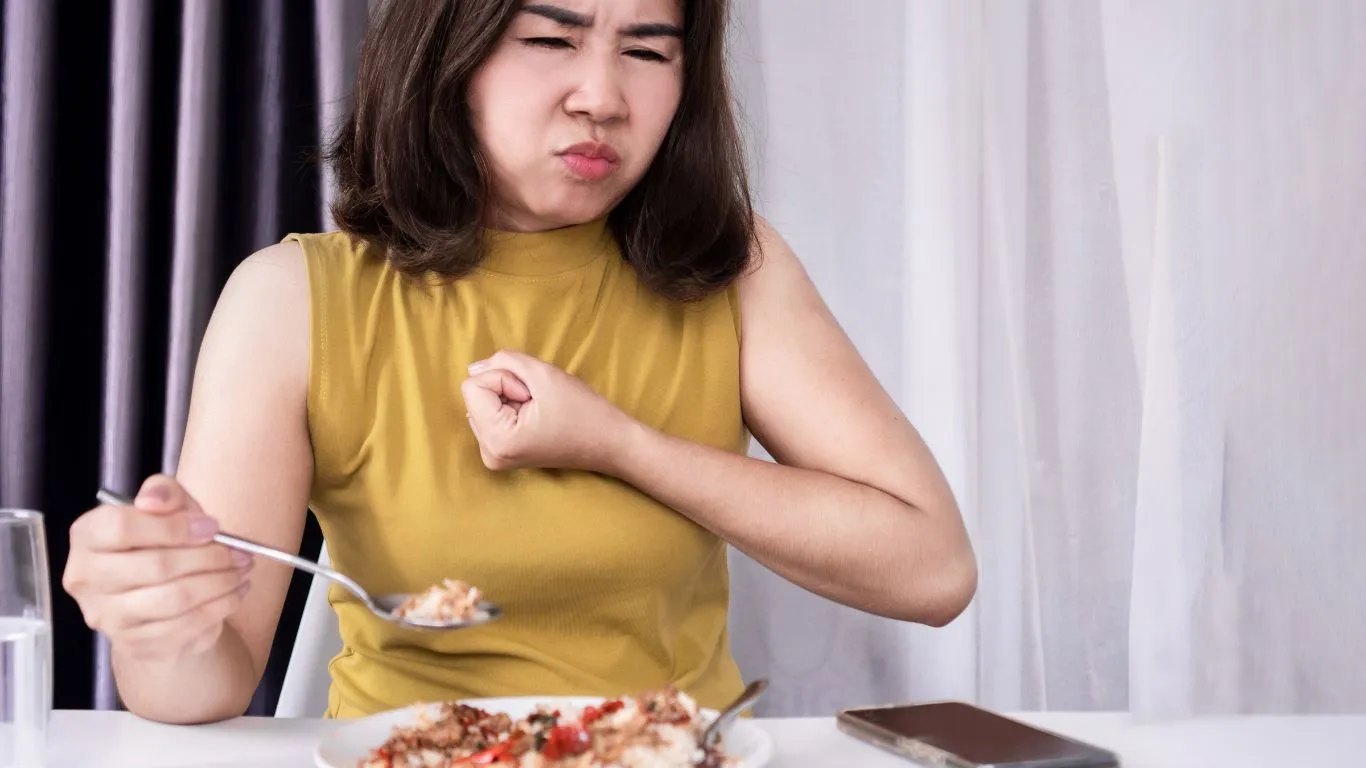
[{"left": 836, "top": 701, "right": 1120, "bottom": 768}]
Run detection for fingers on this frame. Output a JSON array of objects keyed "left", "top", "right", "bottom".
[
  {"left": 60, "top": 475, "right": 251, "bottom": 660},
  {"left": 71, "top": 475, "right": 220, "bottom": 552},
  {"left": 70, "top": 504, "right": 219, "bottom": 553},
  {"left": 133, "top": 474, "right": 203, "bottom": 516},
  {"left": 461, "top": 372, "right": 528, "bottom": 426},
  {"left": 460, "top": 371, "right": 531, "bottom": 471},
  {"left": 113, "top": 584, "right": 249, "bottom": 658},
  {"left": 102, "top": 570, "right": 251, "bottom": 634},
  {"left": 74, "top": 545, "right": 249, "bottom": 594},
  {"left": 466, "top": 368, "right": 532, "bottom": 403},
  {"left": 462, "top": 351, "right": 537, "bottom": 423},
  {"left": 468, "top": 350, "right": 544, "bottom": 386},
  {"left": 463, "top": 351, "right": 576, "bottom": 471}
]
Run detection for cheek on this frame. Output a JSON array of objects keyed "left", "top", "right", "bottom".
[
  {"left": 630, "top": 81, "right": 682, "bottom": 154},
  {"left": 468, "top": 61, "right": 544, "bottom": 169}
]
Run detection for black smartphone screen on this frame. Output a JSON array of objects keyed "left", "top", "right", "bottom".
[{"left": 840, "top": 702, "right": 1119, "bottom": 767}]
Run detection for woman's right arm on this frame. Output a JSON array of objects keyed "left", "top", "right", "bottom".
[{"left": 62, "top": 242, "right": 314, "bottom": 723}]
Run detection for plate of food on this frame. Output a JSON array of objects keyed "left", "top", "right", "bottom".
[{"left": 314, "top": 686, "right": 773, "bottom": 767}]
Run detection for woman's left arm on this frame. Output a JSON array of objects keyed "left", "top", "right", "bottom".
[
  {"left": 462, "top": 220, "right": 976, "bottom": 625},
  {"left": 610, "top": 220, "right": 976, "bottom": 625}
]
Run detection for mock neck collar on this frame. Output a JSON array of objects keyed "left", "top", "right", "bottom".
[{"left": 480, "top": 218, "right": 612, "bottom": 276}]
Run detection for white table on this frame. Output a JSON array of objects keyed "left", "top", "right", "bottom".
[{"left": 36, "top": 709, "right": 1366, "bottom": 767}]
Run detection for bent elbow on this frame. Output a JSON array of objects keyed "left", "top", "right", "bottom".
[
  {"left": 125, "top": 696, "right": 250, "bottom": 726},
  {"left": 896, "top": 542, "right": 978, "bottom": 627},
  {"left": 921, "top": 556, "right": 978, "bottom": 627}
]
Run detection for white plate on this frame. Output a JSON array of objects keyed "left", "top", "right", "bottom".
[{"left": 314, "top": 695, "right": 773, "bottom": 767}]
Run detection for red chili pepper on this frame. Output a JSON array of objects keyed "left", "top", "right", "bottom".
[
  {"left": 461, "top": 741, "right": 514, "bottom": 764},
  {"left": 583, "top": 699, "right": 624, "bottom": 726},
  {"left": 541, "top": 725, "right": 592, "bottom": 759}
]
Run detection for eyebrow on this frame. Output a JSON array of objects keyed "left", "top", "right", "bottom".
[{"left": 521, "top": 4, "right": 683, "bottom": 39}]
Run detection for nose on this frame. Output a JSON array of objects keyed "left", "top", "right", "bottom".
[{"left": 563, "top": 54, "right": 629, "bottom": 123}]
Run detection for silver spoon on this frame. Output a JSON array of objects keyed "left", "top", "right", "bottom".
[
  {"left": 95, "top": 489, "right": 501, "bottom": 631},
  {"left": 701, "top": 678, "right": 769, "bottom": 753}
]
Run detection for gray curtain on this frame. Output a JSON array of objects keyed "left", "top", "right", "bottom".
[{"left": 0, "top": 0, "right": 369, "bottom": 714}]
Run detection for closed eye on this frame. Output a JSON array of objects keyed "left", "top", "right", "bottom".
[
  {"left": 522, "top": 37, "right": 573, "bottom": 50},
  {"left": 625, "top": 48, "right": 670, "bottom": 63}
]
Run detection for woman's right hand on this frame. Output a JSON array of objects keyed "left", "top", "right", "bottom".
[{"left": 61, "top": 475, "right": 254, "bottom": 661}]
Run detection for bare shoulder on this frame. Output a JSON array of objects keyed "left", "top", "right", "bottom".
[
  {"left": 740, "top": 215, "right": 808, "bottom": 287},
  {"left": 751, "top": 214, "right": 793, "bottom": 259},
  {"left": 194, "top": 241, "right": 310, "bottom": 400},
  {"left": 224, "top": 240, "right": 309, "bottom": 302},
  {"left": 735, "top": 216, "right": 830, "bottom": 335},
  {"left": 212, "top": 242, "right": 308, "bottom": 337}
]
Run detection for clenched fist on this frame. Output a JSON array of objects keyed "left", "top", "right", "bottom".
[{"left": 460, "top": 350, "right": 640, "bottom": 474}]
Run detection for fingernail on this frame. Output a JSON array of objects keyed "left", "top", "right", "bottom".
[
  {"left": 467, "top": 360, "right": 487, "bottom": 374},
  {"left": 136, "top": 483, "right": 171, "bottom": 505},
  {"left": 189, "top": 516, "right": 219, "bottom": 541},
  {"left": 232, "top": 551, "right": 252, "bottom": 569}
]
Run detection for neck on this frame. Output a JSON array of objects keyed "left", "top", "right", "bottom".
[
  {"left": 479, "top": 217, "right": 612, "bottom": 276},
  {"left": 487, "top": 205, "right": 591, "bottom": 235}
]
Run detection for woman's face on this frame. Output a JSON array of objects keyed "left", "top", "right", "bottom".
[{"left": 468, "top": 0, "right": 685, "bottom": 232}]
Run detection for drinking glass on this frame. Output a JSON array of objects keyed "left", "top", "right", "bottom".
[{"left": 0, "top": 510, "right": 52, "bottom": 768}]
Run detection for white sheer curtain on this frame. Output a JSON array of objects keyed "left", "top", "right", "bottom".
[{"left": 725, "top": 0, "right": 1366, "bottom": 717}]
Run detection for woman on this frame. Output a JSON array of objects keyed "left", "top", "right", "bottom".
[{"left": 61, "top": 0, "right": 976, "bottom": 724}]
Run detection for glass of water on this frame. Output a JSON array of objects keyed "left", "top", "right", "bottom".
[{"left": 0, "top": 509, "right": 52, "bottom": 768}]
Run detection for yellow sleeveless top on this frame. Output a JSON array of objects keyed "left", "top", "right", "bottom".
[{"left": 285, "top": 220, "right": 747, "bottom": 719}]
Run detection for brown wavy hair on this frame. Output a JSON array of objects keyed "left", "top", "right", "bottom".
[{"left": 326, "top": 0, "right": 756, "bottom": 302}]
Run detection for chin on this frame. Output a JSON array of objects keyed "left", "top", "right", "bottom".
[{"left": 530, "top": 193, "right": 619, "bottom": 228}]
